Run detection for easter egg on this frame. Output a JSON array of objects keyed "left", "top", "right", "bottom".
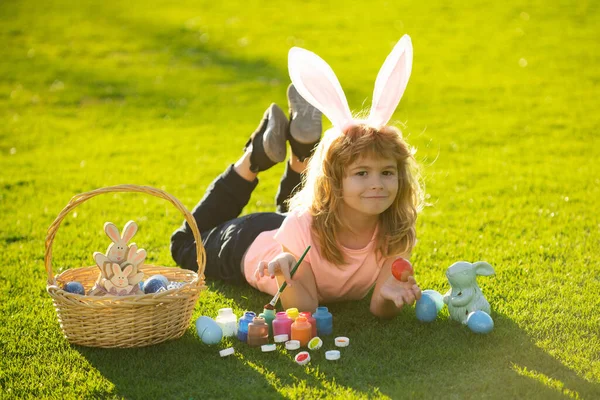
[
  {"left": 167, "top": 281, "right": 185, "bottom": 290},
  {"left": 415, "top": 293, "right": 438, "bottom": 322},
  {"left": 391, "top": 258, "right": 414, "bottom": 282},
  {"left": 148, "top": 274, "right": 169, "bottom": 285},
  {"left": 143, "top": 276, "right": 168, "bottom": 294},
  {"left": 64, "top": 281, "right": 85, "bottom": 295},
  {"left": 195, "top": 316, "right": 223, "bottom": 345},
  {"left": 467, "top": 311, "right": 494, "bottom": 334},
  {"left": 422, "top": 289, "right": 444, "bottom": 312}
]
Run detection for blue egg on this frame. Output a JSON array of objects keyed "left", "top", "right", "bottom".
[
  {"left": 143, "top": 277, "right": 167, "bottom": 294},
  {"left": 467, "top": 311, "right": 494, "bottom": 334},
  {"left": 195, "top": 316, "right": 223, "bottom": 345},
  {"left": 64, "top": 281, "right": 85, "bottom": 295},
  {"left": 148, "top": 274, "right": 169, "bottom": 285},
  {"left": 415, "top": 293, "right": 438, "bottom": 322},
  {"left": 422, "top": 289, "right": 444, "bottom": 312}
]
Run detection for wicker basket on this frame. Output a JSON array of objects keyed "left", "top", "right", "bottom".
[{"left": 45, "top": 185, "right": 206, "bottom": 348}]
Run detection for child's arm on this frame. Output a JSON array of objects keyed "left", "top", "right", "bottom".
[
  {"left": 255, "top": 248, "right": 318, "bottom": 312},
  {"left": 370, "top": 257, "right": 422, "bottom": 319}
]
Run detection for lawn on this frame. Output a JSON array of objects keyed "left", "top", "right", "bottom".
[{"left": 1, "top": 0, "right": 599, "bottom": 398}]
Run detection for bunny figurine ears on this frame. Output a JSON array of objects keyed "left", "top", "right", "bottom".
[{"left": 288, "top": 35, "right": 413, "bottom": 133}]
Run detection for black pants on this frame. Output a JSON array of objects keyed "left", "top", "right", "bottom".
[{"left": 170, "top": 163, "right": 302, "bottom": 284}]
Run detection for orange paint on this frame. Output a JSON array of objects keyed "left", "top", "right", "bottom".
[{"left": 290, "top": 316, "right": 312, "bottom": 347}]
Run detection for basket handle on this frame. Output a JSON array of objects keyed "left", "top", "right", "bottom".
[{"left": 45, "top": 185, "right": 206, "bottom": 284}]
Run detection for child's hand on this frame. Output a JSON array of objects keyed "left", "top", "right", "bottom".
[
  {"left": 255, "top": 252, "right": 296, "bottom": 287},
  {"left": 379, "top": 275, "right": 422, "bottom": 309}
]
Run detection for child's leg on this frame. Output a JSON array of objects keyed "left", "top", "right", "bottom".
[
  {"left": 244, "top": 103, "right": 289, "bottom": 173},
  {"left": 286, "top": 84, "right": 322, "bottom": 162},
  {"left": 206, "top": 212, "right": 285, "bottom": 283},
  {"left": 174, "top": 211, "right": 286, "bottom": 283},
  {"left": 170, "top": 163, "right": 257, "bottom": 270},
  {"left": 275, "top": 157, "right": 308, "bottom": 213},
  {"left": 275, "top": 84, "right": 323, "bottom": 213},
  {"left": 171, "top": 104, "right": 288, "bottom": 270}
]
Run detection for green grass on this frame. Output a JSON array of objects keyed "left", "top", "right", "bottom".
[{"left": 1, "top": 0, "right": 599, "bottom": 398}]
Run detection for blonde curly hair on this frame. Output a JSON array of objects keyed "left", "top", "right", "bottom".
[{"left": 288, "top": 124, "right": 424, "bottom": 265}]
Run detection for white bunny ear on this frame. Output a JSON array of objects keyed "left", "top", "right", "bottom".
[
  {"left": 128, "top": 243, "right": 138, "bottom": 255},
  {"left": 367, "top": 35, "right": 413, "bottom": 128},
  {"left": 473, "top": 261, "right": 495, "bottom": 276},
  {"left": 93, "top": 252, "right": 108, "bottom": 267},
  {"left": 104, "top": 222, "right": 121, "bottom": 243},
  {"left": 288, "top": 47, "right": 354, "bottom": 131},
  {"left": 122, "top": 265, "right": 133, "bottom": 276},
  {"left": 128, "top": 272, "right": 145, "bottom": 286},
  {"left": 121, "top": 220, "right": 138, "bottom": 242},
  {"left": 93, "top": 252, "right": 112, "bottom": 278},
  {"left": 128, "top": 246, "right": 147, "bottom": 266},
  {"left": 112, "top": 263, "right": 121, "bottom": 276},
  {"left": 133, "top": 249, "right": 146, "bottom": 265}
]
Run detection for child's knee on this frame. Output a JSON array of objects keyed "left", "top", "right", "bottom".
[{"left": 170, "top": 229, "right": 187, "bottom": 265}]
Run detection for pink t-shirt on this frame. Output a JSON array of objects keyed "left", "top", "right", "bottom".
[{"left": 243, "top": 209, "right": 384, "bottom": 303}]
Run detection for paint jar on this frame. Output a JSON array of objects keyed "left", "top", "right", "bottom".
[
  {"left": 299, "top": 311, "right": 317, "bottom": 338},
  {"left": 215, "top": 308, "right": 237, "bottom": 337},
  {"left": 237, "top": 311, "right": 256, "bottom": 342},
  {"left": 272, "top": 312, "right": 293, "bottom": 338},
  {"left": 290, "top": 315, "right": 312, "bottom": 347},
  {"left": 247, "top": 317, "right": 269, "bottom": 347},
  {"left": 258, "top": 308, "right": 276, "bottom": 337},
  {"left": 313, "top": 306, "right": 333, "bottom": 336},
  {"left": 286, "top": 307, "right": 299, "bottom": 321}
]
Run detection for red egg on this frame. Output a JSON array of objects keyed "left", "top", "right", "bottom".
[{"left": 391, "top": 258, "right": 414, "bottom": 282}]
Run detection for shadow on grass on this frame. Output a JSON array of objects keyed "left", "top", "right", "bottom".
[
  {"left": 77, "top": 330, "right": 286, "bottom": 399},
  {"left": 76, "top": 281, "right": 387, "bottom": 399},
  {"left": 77, "top": 283, "right": 600, "bottom": 398},
  {"left": 230, "top": 282, "right": 599, "bottom": 398},
  {"left": 15, "top": 31, "right": 285, "bottom": 108},
  {"left": 359, "top": 312, "right": 599, "bottom": 398},
  {"left": 11, "top": 7, "right": 366, "bottom": 121}
]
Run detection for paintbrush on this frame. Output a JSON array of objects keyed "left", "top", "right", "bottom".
[{"left": 264, "top": 245, "right": 311, "bottom": 310}]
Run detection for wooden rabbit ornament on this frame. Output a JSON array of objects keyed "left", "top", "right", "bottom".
[{"left": 89, "top": 220, "right": 147, "bottom": 296}]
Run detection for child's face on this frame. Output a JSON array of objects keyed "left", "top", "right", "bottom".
[{"left": 340, "top": 155, "right": 398, "bottom": 220}]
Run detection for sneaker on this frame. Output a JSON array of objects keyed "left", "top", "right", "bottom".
[
  {"left": 287, "top": 84, "right": 322, "bottom": 161},
  {"left": 244, "top": 103, "right": 289, "bottom": 172}
]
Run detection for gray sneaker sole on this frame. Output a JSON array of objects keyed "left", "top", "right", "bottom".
[
  {"left": 263, "top": 104, "right": 289, "bottom": 163},
  {"left": 287, "top": 85, "right": 322, "bottom": 144}
]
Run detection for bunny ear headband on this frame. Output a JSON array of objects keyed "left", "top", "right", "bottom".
[{"left": 288, "top": 35, "right": 413, "bottom": 133}]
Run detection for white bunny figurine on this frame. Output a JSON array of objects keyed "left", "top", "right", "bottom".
[
  {"left": 103, "top": 263, "right": 135, "bottom": 296},
  {"left": 443, "top": 261, "right": 495, "bottom": 324},
  {"left": 104, "top": 220, "right": 138, "bottom": 264}
]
